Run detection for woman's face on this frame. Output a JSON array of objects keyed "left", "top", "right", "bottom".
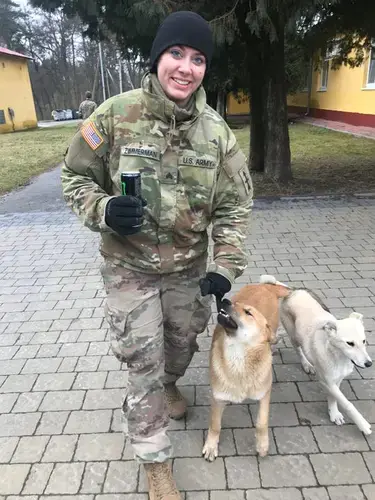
[{"left": 157, "top": 45, "right": 206, "bottom": 106}]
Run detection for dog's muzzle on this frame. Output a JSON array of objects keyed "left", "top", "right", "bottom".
[{"left": 217, "top": 299, "right": 238, "bottom": 331}]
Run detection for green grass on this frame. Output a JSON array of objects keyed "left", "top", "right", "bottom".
[
  {"left": 234, "top": 123, "right": 375, "bottom": 197},
  {"left": 0, "top": 124, "right": 77, "bottom": 195},
  {"left": 1, "top": 121, "right": 375, "bottom": 198}
]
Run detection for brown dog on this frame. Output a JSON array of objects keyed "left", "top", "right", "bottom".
[{"left": 202, "top": 278, "right": 290, "bottom": 461}]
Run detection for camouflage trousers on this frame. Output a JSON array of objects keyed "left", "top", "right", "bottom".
[{"left": 100, "top": 257, "right": 212, "bottom": 463}]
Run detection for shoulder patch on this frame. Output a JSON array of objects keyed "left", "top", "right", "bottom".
[{"left": 81, "top": 121, "right": 104, "bottom": 150}]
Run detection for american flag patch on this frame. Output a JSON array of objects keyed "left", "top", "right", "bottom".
[{"left": 81, "top": 121, "right": 104, "bottom": 150}]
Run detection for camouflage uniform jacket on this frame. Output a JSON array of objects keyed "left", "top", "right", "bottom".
[
  {"left": 62, "top": 73, "right": 253, "bottom": 284},
  {"left": 79, "top": 99, "right": 97, "bottom": 120}
]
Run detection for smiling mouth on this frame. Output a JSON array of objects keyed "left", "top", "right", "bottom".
[{"left": 172, "top": 77, "right": 190, "bottom": 86}]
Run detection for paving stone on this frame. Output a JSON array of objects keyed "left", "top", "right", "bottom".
[
  {"left": 274, "top": 364, "right": 310, "bottom": 382},
  {"left": 309, "top": 453, "right": 371, "bottom": 485},
  {"left": 22, "top": 463, "right": 54, "bottom": 494},
  {"left": 169, "top": 430, "right": 203, "bottom": 457},
  {"left": 173, "top": 458, "right": 226, "bottom": 491},
  {"left": 97, "top": 495, "right": 146, "bottom": 500},
  {"left": 187, "top": 405, "right": 252, "bottom": 430},
  {"left": 64, "top": 410, "right": 112, "bottom": 434},
  {"left": 11, "top": 435, "right": 49, "bottom": 463},
  {"left": 225, "top": 456, "right": 260, "bottom": 488},
  {"left": 249, "top": 403, "right": 299, "bottom": 427},
  {"left": 58, "top": 342, "right": 89, "bottom": 357},
  {"left": 0, "top": 374, "right": 37, "bottom": 393},
  {"left": 273, "top": 426, "right": 318, "bottom": 454},
  {"left": 362, "top": 484, "right": 375, "bottom": 500},
  {"left": 105, "top": 371, "right": 129, "bottom": 389},
  {"left": 83, "top": 389, "right": 123, "bottom": 409},
  {"left": 33, "top": 373, "right": 76, "bottom": 391},
  {"left": 0, "top": 346, "right": 19, "bottom": 360},
  {"left": 58, "top": 357, "right": 78, "bottom": 372},
  {"left": 0, "top": 393, "right": 18, "bottom": 412},
  {"left": 270, "top": 383, "right": 301, "bottom": 402},
  {"left": 0, "top": 437, "right": 19, "bottom": 463},
  {"left": 35, "top": 411, "right": 69, "bottom": 435},
  {"left": 297, "top": 380, "right": 355, "bottom": 401},
  {"left": 363, "top": 451, "right": 375, "bottom": 481},
  {"left": 36, "top": 344, "right": 61, "bottom": 358},
  {"left": 0, "top": 464, "right": 31, "bottom": 494},
  {"left": 42, "top": 435, "right": 78, "bottom": 462},
  {"left": 75, "top": 433, "right": 125, "bottom": 461},
  {"left": 186, "top": 493, "right": 208, "bottom": 500},
  {"left": 350, "top": 380, "right": 375, "bottom": 399},
  {"left": 328, "top": 485, "right": 365, "bottom": 500},
  {"left": 81, "top": 462, "right": 108, "bottom": 493},
  {"left": 301, "top": 488, "right": 329, "bottom": 500},
  {"left": 0, "top": 412, "right": 41, "bottom": 436},
  {"left": 195, "top": 385, "right": 211, "bottom": 406},
  {"left": 22, "top": 358, "right": 61, "bottom": 374},
  {"left": 203, "top": 429, "right": 236, "bottom": 457},
  {"left": 259, "top": 455, "right": 316, "bottom": 487},
  {"left": 103, "top": 461, "right": 138, "bottom": 493},
  {"left": 0, "top": 360, "right": 25, "bottom": 376},
  {"left": 312, "top": 425, "right": 369, "bottom": 452},
  {"left": 40, "top": 390, "right": 85, "bottom": 411},
  {"left": 74, "top": 372, "right": 107, "bottom": 390},
  {"left": 245, "top": 489, "right": 302, "bottom": 500},
  {"left": 46, "top": 463, "right": 85, "bottom": 494},
  {"left": 76, "top": 356, "right": 101, "bottom": 372},
  {"left": 233, "top": 428, "right": 277, "bottom": 455},
  {"left": 13, "top": 392, "right": 45, "bottom": 412}
]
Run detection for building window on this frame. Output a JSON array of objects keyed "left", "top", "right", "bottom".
[
  {"left": 320, "top": 59, "right": 329, "bottom": 90},
  {"left": 367, "top": 43, "right": 375, "bottom": 88}
]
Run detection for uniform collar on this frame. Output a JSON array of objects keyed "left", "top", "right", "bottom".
[{"left": 141, "top": 72, "right": 206, "bottom": 124}]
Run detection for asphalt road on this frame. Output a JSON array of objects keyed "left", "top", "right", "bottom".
[{"left": 0, "top": 165, "right": 66, "bottom": 215}]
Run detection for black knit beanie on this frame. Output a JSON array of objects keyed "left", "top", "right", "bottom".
[{"left": 150, "top": 11, "right": 213, "bottom": 72}]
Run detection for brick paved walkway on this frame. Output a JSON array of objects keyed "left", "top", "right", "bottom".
[
  {"left": 0, "top": 198, "right": 375, "bottom": 499},
  {"left": 300, "top": 117, "right": 375, "bottom": 140}
]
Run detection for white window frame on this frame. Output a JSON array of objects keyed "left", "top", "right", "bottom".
[
  {"left": 366, "top": 42, "right": 375, "bottom": 89},
  {"left": 320, "top": 58, "right": 329, "bottom": 91}
]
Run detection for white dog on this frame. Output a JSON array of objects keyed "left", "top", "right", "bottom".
[{"left": 262, "top": 276, "right": 373, "bottom": 435}]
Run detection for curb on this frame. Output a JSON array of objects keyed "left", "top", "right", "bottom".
[{"left": 254, "top": 192, "right": 375, "bottom": 203}]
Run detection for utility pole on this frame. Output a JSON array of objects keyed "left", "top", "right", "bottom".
[
  {"left": 98, "top": 40, "right": 106, "bottom": 101},
  {"left": 118, "top": 51, "right": 123, "bottom": 93}
]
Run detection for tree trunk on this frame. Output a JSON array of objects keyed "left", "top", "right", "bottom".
[
  {"left": 263, "top": 22, "right": 292, "bottom": 182},
  {"left": 249, "top": 73, "right": 265, "bottom": 172}
]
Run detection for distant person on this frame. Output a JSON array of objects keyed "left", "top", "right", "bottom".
[{"left": 78, "top": 91, "right": 97, "bottom": 119}]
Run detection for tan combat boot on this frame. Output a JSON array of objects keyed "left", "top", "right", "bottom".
[
  {"left": 144, "top": 462, "right": 181, "bottom": 500},
  {"left": 164, "top": 383, "right": 187, "bottom": 420}
]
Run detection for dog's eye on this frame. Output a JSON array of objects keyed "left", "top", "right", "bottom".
[
  {"left": 346, "top": 341, "right": 355, "bottom": 347},
  {"left": 363, "top": 340, "right": 367, "bottom": 345},
  {"left": 244, "top": 309, "right": 252, "bottom": 316}
]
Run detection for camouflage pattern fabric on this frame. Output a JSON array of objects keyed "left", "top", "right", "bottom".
[
  {"left": 62, "top": 72, "right": 253, "bottom": 286},
  {"left": 100, "top": 255, "right": 211, "bottom": 463},
  {"left": 78, "top": 99, "right": 97, "bottom": 120}
]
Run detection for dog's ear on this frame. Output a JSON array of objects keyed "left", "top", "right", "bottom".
[
  {"left": 322, "top": 320, "right": 337, "bottom": 335},
  {"left": 350, "top": 312, "right": 363, "bottom": 323},
  {"left": 266, "top": 324, "right": 277, "bottom": 344}
]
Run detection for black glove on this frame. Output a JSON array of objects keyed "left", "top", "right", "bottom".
[
  {"left": 199, "top": 272, "right": 232, "bottom": 310},
  {"left": 105, "top": 196, "right": 147, "bottom": 236}
]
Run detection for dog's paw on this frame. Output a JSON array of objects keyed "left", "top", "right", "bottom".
[
  {"left": 358, "top": 419, "right": 372, "bottom": 435},
  {"left": 329, "top": 410, "right": 345, "bottom": 425},
  {"left": 302, "top": 361, "right": 316, "bottom": 375},
  {"left": 256, "top": 440, "right": 269, "bottom": 457},
  {"left": 202, "top": 440, "right": 219, "bottom": 462}
]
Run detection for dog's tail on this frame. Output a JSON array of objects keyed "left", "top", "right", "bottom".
[{"left": 259, "top": 274, "right": 291, "bottom": 298}]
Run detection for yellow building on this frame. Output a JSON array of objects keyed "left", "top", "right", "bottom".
[
  {"left": 0, "top": 47, "right": 38, "bottom": 134},
  {"left": 227, "top": 44, "right": 375, "bottom": 127}
]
